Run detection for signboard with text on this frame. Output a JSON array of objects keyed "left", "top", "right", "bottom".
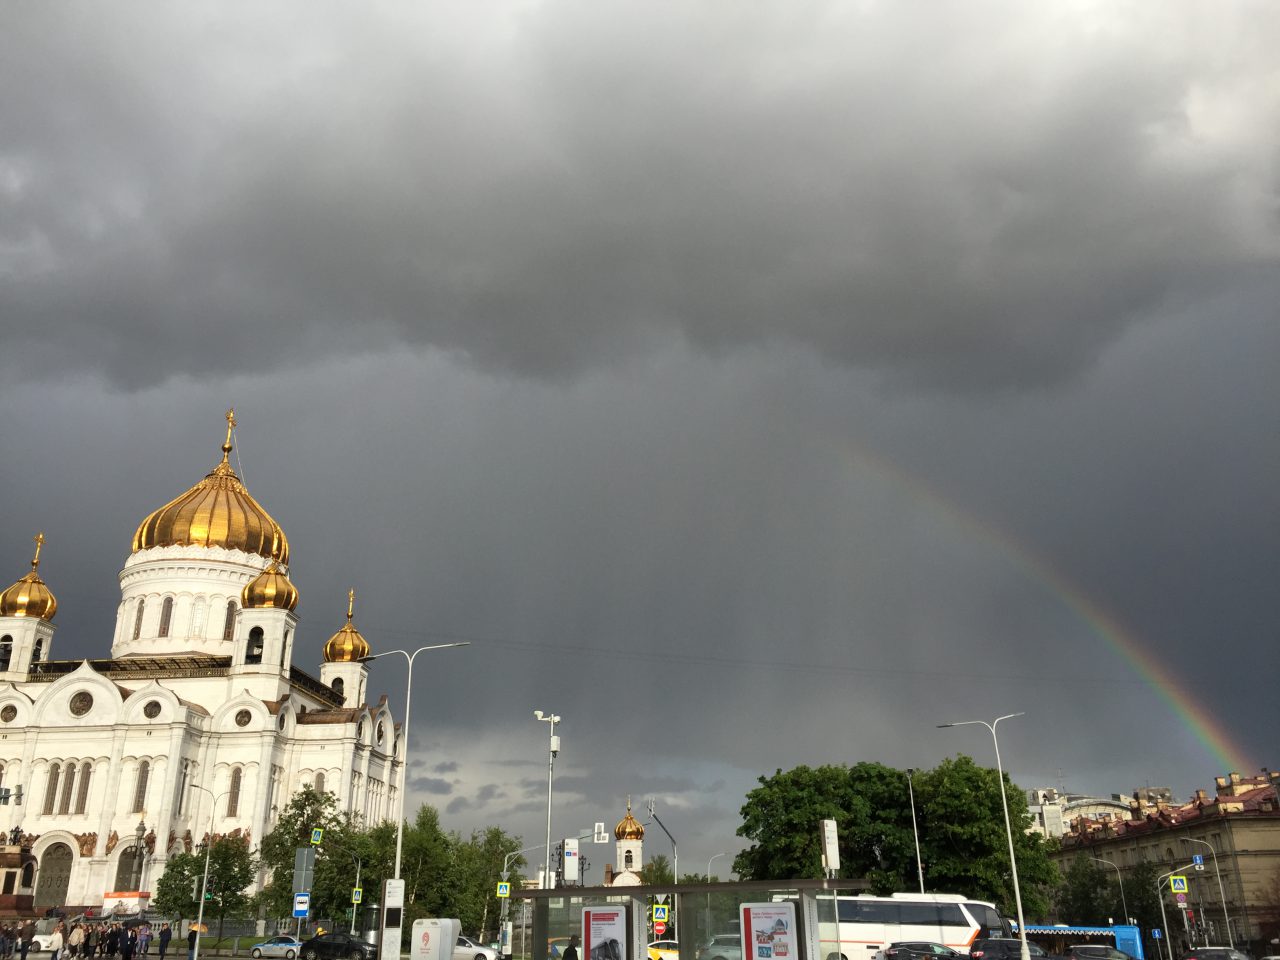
[
  {"left": 584, "top": 906, "right": 628, "bottom": 960},
  {"left": 740, "top": 902, "right": 798, "bottom": 960}
]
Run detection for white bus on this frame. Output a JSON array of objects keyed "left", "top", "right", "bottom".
[{"left": 816, "top": 893, "right": 1009, "bottom": 960}]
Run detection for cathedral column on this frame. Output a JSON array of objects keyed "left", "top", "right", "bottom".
[
  {"left": 248, "top": 730, "right": 276, "bottom": 843},
  {"left": 93, "top": 728, "right": 128, "bottom": 856}
]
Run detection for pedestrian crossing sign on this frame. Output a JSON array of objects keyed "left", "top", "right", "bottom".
[
  {"left": 496, "top": 882, "right": 511, "bottom": 898},
  {"left": 653, "top": 905, "right": 669, "bottom": 922},
  {"left": 1170, "top": 876, "right": 1188, "bottom": 893}
]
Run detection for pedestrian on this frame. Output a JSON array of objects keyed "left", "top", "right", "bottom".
[
  {"left": 136, "top": 928, "right": 148, "bottom": 959},
  {"left": 562, "top": 935, "right": 579, "bottom": 960},
  {"left": 68, "top": 926, "right": 84, "bottom": 960},
  {"left": 185, "top": 927, "right": 196, "bottom": 960},
  {"left": 120, "top": 930, "right": 136, "bottom": 960},
  {"left": 155, "top": 928, "right": 170, "bottom": 960},
  {"left": 19, "top": 920, "right": 35, "bottom": 960},
  {"left": 104, "top": 928, "right": 118, "bottom": 960},
  {"left": 48, "top": 926, "right": 64, "bottom": 960}
]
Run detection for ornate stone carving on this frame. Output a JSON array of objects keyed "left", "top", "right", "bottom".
[
  {"left": 104, "top": 830, "right": 119, "bottom": 854},
  {"left": 20, "top": 832, "right": 38, "bottom": 848},
  {"left": 182, "top": 829, "right": 193, "bottom": 853},
  {"left": 144, "top": 830, "right": 157, "bottom": 854},
  {"left": 168, "top": 830, "right": 177, "bottom": 853},
  {"left": 74, "top": 832, "right": 97, "bottom": 857}
]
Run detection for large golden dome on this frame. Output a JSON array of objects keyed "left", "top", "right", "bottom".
[
  {"left": 0, "top": 533, "right": 58, "bottom": 621},
  {"left": 242, "top": 562, "right": 300, "bottom": 611},
  {"left": 132, "top": 410, "right": 289, "bottom": 564},
  {"left": 615, "top": 798, "right": 644, "bottom": 840},
  {"left": 323, "top": 589, "right": 370, "bottom": 663}
]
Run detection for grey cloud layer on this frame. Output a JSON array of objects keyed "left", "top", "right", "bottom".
[{"left": 3, "top": 2, "right": 1276, "bottom": 390}]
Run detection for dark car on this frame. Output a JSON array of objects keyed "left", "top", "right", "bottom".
[
  {"left": 886, "top": 944, "right": 962, "bottom": 960},
  {"left": 1067, "top": 947, "right": 1136, "bottom": 960},
  {"left": 970, "top": 940, "right": 1056, "bottom": 960},
  {"left": 300, "top": 932, "right": 377, "bottom": 960}
]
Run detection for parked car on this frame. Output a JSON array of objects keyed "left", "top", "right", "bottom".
[
  {"left": 650, "top": 940, "right": 680, "bottom": 960},
  {"left": 455, "top": 935, "right": 499, "bottom": 960},
  {"left": 970, "top": 940, "right": 1057, "bottom": 960},
  {"left": 1181, "top": 949, "right": 1252, "bottom": 960},
  {"left": 697, "top": 935, "right": 743, "bottom": 960},
  {"left": 252, "top": 936, "right": 304, "bottom": 959},
  {"left": 300, "top": 932, "right": 378, "bottom": 960},
  {"left": 1066, "top": 947, "right": 1136, "bottom": 960},
  {"left": 878, "top": 943, "right": 963, "bottom": 960}
]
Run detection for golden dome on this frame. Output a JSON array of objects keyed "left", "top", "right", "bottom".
[
  {"left": 0, "top": 532, "right": 58, "bottom": 621},
  {"left": 323, "top": 589, "right": 370, "bottom": 663},
  {"left": 132, "top": 409, "right": 289, "bottom": 564},
  {"left": 242, "top": 562, "right": 300, "bottom": 611},
  {"left": 615, "top": 798, "right": 644, "bottom": 840}
]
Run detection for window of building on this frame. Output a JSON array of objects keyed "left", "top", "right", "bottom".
[
  {"left": 74, "top": 761, "right": 92, "bottom": 815},
  {"left": 227, "top": 768, "right": 242, "bottom": 817},
  {"left": 43, "top": 764, "right": 61, "bottom": 815},
  {"left": 223, "top": 601, "right": 237, "bottom": 641},
  {"left": 176, "top": 760, "right": 190, "bottom": 815},
  {"left": 32, "top": 639, "right": 42, "bottom": 662},
  {"left": 0, "top": 637, "right": 11, "bottom": 671},
  {"left": 133, "top": 599, "right": 146, "bottom": 640},
  {"left": 246, "top": 627, "right": 264, "bottom": 664},
  {"left": 315, "top": 772, "right": 326, "bottom": 794},
  {"left": 282, "top": 630, "right": 290, "bottom": 665},
  {"left": 159, "top": 597, "right": 173, "bottom": 638},
  {"left": 132, "top": 761, "right": 150, "bottom": 814},
  {"left": 331, "top": 677, "right": 344, "bottom": 702},
  {"left": 58, "top": 762, "right": 77, "bottom": 815}
]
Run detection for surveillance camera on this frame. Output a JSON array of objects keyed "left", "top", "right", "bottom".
[{"left": 534, "top": 710, "right": 543, "bottom": 720}]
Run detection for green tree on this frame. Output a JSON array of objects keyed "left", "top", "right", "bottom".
[
  {"left": 154, "top": 835, "right": 258, "bottom": 934},
  {"left": 734, "top": 757, "right": 1059, "bottom": 919},
  {"left": 258, "top": 786, "right": 349, "bottom": 919},
  {"left": 1056, "top": 855, "right": 1110, "bottom": 924},
  {"left": 641, "top": 855, "right": 675, "bottom": 885}
]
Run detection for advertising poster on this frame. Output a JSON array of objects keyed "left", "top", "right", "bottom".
[
  {"left": 739, "top": 902, "right": 797, "bottom": 960},
  {"left": 410, "top": 918, "right": 460, "bottom": 960},
  {"left": 583, "top": 906, "right": 628, "bottom": 960}
]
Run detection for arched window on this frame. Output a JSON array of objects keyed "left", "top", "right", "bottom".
[
  {"left": 32, "top": 639, "right": 42, "bottom": 663},
  {"left": 20, "top": 861, "right": 33, "bottom": 888},
  {"left": 624, "top": 851, "right": 634, "bottom": 870},
  {"left": 282, "top": 630, "right": 290, "bottom": 665},
  {"left": 222, "top": 601, "right": 237, "bottom": 641},
  {"left": 131, "top": 761, "right": 150, "bottom": 814},
  {"left": 58, "top": 762, "right": 77, "bottom": 815},
  {"left": 246, "top": 627, "right": 264, "bottom": 664},
  {"left": 227, "top": 768, "right": 242, "bottom": 817},
  {"left": 133, "top": 599, "right": 146, "bottom": 640},
  {"left": 0, "top": 636, "right": 11, "bottom": 671},
  {"left": 43, "top": 764, "right": 61, "bottom": 815},
  {"left": 75, "top": 761, "right": 92, "bottom": 814},
  {"left": 315, "top": 772, "right": 326, "bottom": 794},
  {"left": 331, "top": 677, "right": 345, "bottom": 702},
  {"left": 159, "top": 597, "right": 173, "bottom": 638}
]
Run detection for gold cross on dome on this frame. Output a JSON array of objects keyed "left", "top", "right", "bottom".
[
  {"left": 347, "top": 588, "right": 355, "bottom": 621},
  {"left": 31, "top": 532, "right": 45, "bottom": 570},
  {"left": 221, "top": 407, "right": 237, "bottom": 459}
]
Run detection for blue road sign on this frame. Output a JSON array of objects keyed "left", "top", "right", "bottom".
[
  {"left": 293, "top": 892, "right": 311, "bottom": 919},
  {"left": 1153, "top": 930, "right": 1162, "bottom": 940},
  {"left": 1193, "top": 854, "right": 1204, "bottom": 866}
]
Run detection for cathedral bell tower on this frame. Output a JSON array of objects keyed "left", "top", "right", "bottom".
[
  {"left": 232, "top": 562, "right": 300, "bottom": 696},
  {"left": 0, "top": 533, "right": 58, "bottom": 679},
  {"left": 319, "top": 589, "right": 370, "bottom": 707}
]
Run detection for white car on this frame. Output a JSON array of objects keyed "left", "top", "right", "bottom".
[
  {"left": 454, "top": 936, "right": 499, "bottom": 960},
  {"left": 251, "top": 936, "right": 304, "bottom": 959}
]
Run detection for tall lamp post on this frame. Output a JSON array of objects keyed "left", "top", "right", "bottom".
[
  {"left": 359, "top": 642, "right": 470, "bottom": 879},
  {"left": 906, "top": 769, "right": 925, "bottom": 894},
  {"left": 190, "top": 787, "right": 233, "bottom": 960},
  {"left": 938, "top": 714, "right": 1029, "bottom": 960},
  {"left": 132, "top": 820, "right": 147, "bottom": 892},
  {"left": 533, "top": 711, "right": 561, "bottom": 888},
  {"left": 1090, "top": 857, "right": 1128, "bottom": 924},
  {"left": 1184, "top": 838, "right": 1233, "bottom": 948},
  {"left": 705, "top": 853, "right": 728, "bottom": 939}
]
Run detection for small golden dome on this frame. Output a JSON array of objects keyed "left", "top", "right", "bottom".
[
  {"left": 133, "top": 409, "right": 289, "bottom": 564},
  {"left": 0, "top": 533, "right": 58, "bottom": 621},
  {"left": 323, "top": 588, "right": 370, "bottom": 663},
  {"left": 615, "top": 797, "right": 644, "bottom": 840},
  {"left": 242, "top": 562, "right": 300, "bottom": 611}
]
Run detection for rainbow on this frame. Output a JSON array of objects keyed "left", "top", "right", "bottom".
[{"left": 841, "top": 442, "right": 1253, "bottom": 774}]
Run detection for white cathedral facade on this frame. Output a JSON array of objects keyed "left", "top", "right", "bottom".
[{"left": 0, "top": 411, "right": 400, "bottom": 913}]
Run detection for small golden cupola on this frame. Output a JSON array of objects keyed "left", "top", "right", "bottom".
[
  {"left": 0, "top": 533, "right": 58, "bottom": 621},
  {"left": 132, "top": 409, "right": 290, "bottom": 563},
  {"left": 241, "top": 562, "right": 300, "bottom": 612},
  {"left": 615, "top": 798, "right": 645, "bottom": 840},
  {"left": 323, "top": 589, "right": 370, "bottom": 663}
]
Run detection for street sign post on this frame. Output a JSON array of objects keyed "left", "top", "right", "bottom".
[
  {"left": 1170, "top": 876, "right": 1188, "bottom": 894},
  {"left": 654, "top": 922, "right": 667, "bottom": 937},
  {"left": 293, "top": 893, "right": 311, "bottom": 919},
  {"left": 353, "top": 887, "right": 363, "bottom": 904},
  {"left": 310, "top": 828, "right": 324, "bottom": 846},
  {"left": 1153, "top": 930, "right": 1162, "bottom": 940},
  {"left": 496, "top": 882, "right": 511, "bottom": 899}
]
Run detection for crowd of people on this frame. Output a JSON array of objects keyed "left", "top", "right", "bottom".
[{"left": 0, "top": 921, "right": 175, "bottom": 960}]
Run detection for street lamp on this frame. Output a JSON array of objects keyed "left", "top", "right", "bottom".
[
  {"left": 190, "top": 787, "right": 233, "bottom": 960},
  {"left": 1090, "top": 858, "right": 1128, "bottom": 924},
  {"left": 1184, "top": 838, "right": 1233, "bottom": 948},
  {"left": 359, "top": 642, "right": 470, "bottom": 878},
  {"left": 938, "top": 714, "right": 1029, "bottom": 960},
  {"left": 706, "top": 853, "right": 728, "bottom": 939},
  {"left": 533, "top": 711, "right": 560, "bottom": 888},
  {"left": 132, "top": 820, "right": 147, "bottom": 892},
  {"left": 906, "top": 769, "right": 924, "bottom": 894}
]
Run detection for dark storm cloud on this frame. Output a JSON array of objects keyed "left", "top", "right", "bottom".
[
  {"left": 2, "top": 2, "right": 1276, "bottom": 392},
  {"left": 410, "top": 777, "right": 455, "bottom": 795}
]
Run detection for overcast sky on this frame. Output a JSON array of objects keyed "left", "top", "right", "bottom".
[{"left": 2, "top": 1, "right": 1278, "bottom": 883}]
